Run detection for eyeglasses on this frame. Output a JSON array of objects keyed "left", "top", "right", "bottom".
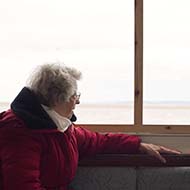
[{"left": 73, "top": 92, "right": 81, "bottom": 101}]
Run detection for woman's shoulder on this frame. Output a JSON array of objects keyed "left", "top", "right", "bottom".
[
  {"left": 0, "top": 110, "right": 41, "bottom": 141},
  {"left": 0, "top": 109, "right": 27, "bottom": 131}
]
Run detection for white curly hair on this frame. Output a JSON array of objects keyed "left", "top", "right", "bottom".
[{"left": 26, "top": 63, "right": 82, "bottom": 107}]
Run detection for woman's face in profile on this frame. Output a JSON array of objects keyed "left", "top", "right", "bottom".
[
  {"left": 67, "top": 93, "right": 80, "bottom": 118},
  {"left": 53, "top": 93, "right": 80, "bottom": 119}
]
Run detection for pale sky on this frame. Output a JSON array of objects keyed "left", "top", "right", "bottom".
[{"left": 0, "top": 0, "right": 190, "bottom": 103}]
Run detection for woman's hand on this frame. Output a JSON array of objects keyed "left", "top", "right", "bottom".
[{"left": 139, "top": 142, "right": 181, "bottom": 163}]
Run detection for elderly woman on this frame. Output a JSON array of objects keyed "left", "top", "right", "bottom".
[{"left": 0, "top": 63, "right": 180, "bottom": 190}]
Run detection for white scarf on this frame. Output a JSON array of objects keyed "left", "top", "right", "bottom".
[{"left": 42, "top": 105, "right": 71, "bottom": 132}]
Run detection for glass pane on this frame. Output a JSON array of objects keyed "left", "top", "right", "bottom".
[
  {"left": 0, "top": 0, "right": 134, "bottom": 124},
  {"left": 144, "top": 0, "right": 190, "bottom": 124}
]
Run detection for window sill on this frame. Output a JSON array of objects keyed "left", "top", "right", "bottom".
[{"left": 79, "top": 154, "right": 190, "bottom": 167}]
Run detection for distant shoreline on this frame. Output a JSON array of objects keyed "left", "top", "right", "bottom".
[
  {"left": 1, "top": 102, "right": 190, "bottom": 124},
  {"left": 1, "top": 101, "right": 190, "bottom": 106}
]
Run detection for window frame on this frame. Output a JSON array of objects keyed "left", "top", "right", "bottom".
[{"left": 81, "top": 0, "right": 190, "bottom": 134}]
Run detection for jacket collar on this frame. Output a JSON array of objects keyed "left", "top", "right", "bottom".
[{"left": 11, "top": 87, "right": 58, "bottom": 130}]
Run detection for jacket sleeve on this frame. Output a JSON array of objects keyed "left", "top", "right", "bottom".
[
  {"left": 0, "top": 131, "right": 45, "bottom": 190},
  {"left": 73, "top": 125, "right": 141, "bottom": 159}
]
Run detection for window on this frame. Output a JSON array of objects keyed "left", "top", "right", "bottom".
[
  {"left": 0, "top": 0, "right": 134, "bottom": 124},
  {"left": 0, "top": 0, "right": 190, "bottom": 134},
  {"left": 144, "top": 0, "right": 190, "bottom": 125}
]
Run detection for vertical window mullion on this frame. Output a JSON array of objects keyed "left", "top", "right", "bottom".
[{"left": 134, "top": 0, "right": 143, "bottom": 126}]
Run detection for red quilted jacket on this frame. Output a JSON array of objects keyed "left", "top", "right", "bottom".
[{"left": 0, "top": 88, "right": 141, "bottom": 190}]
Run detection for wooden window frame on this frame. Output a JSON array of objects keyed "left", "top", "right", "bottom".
[{"left": 80, "top": 0, "right": 190, "bottom": 134}]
